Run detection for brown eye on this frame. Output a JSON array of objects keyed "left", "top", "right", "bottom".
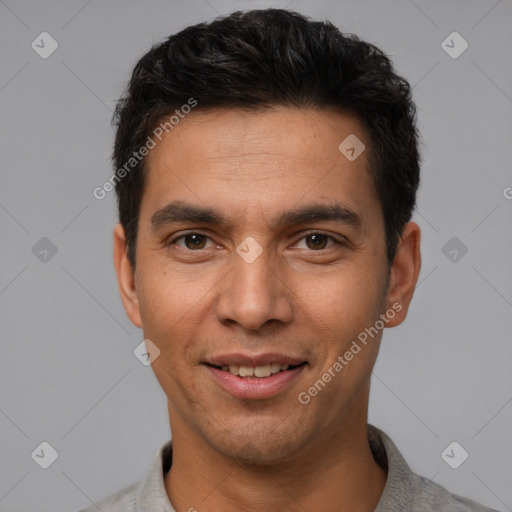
[
  {"left": 295, "top": 233, "right": 339, "bottom": 251},
  {"left": 292, "top": 231, "right": 348, "bottom": 252},
  {"left": 183, "top": 234, "right": 207, "bottom": 249},
  {"left": 170, "top": 233, "right": 214, "bottom": 250},
  {"left": 305, "top": 234, "right": 329, "bottom": 250}
]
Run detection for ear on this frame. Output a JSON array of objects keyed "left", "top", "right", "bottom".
[
  {"left": 113, "top": 223, "right": 142, "bottom": 328},
  {"left": 384, "top": 221, "right": 421, "bottom": 327}
]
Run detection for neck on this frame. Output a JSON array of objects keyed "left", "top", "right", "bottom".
[{"left": 165, "top": 394, "right": 386, "bottom": 512}]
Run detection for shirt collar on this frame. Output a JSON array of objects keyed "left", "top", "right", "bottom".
[
  {"left": 136, "top": 439, "right": 175, "bottom": 511},
  {"left": 134, "top": 424, "right": 418, "bottom": 511},
  {"left": 368, "top": 424, "right": 423, "bottom": 511}
]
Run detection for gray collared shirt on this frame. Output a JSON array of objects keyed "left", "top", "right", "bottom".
[{"left": 78, "top": 425, "right": 499, "bottom": 511}]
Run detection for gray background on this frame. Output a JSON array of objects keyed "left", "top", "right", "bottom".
[{"left": 1, "top": 0, "right": 511, "bottom": 510}]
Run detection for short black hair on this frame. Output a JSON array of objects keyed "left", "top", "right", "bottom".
[{"left": 113, "top": 8, "right": 421, "bottom": 268}]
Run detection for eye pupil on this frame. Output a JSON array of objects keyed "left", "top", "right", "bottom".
[
  {"left": 185, "top": 234, "right": 206, "bottom": 249},
  {"left": 306, "top": 234, "right": 328, "bottom": 250},
  {"left": 178, "top": 233, "right": 333, "bottom": 251}
]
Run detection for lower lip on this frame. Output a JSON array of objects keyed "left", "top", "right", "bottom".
[{"left": 205, "top": 365, "right": 306, "bottom": 400}]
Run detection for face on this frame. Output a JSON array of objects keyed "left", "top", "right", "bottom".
[{"left": 114, "top": 107, "right": 420, "bottom": 465}]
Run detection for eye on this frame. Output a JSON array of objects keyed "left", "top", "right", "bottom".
[
  {"left": 294, "top": 233, "right": 340, "bottom": 251},
  {"left": 169, "top": 232, "right": 217, "bottom": 250}
]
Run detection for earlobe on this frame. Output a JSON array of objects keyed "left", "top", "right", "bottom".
[
  {"left": 385, "top": 221, "right": 421, "bottom": 327},
  {"left": 113, "top": 223, "right": 143, "bottom": 328}
]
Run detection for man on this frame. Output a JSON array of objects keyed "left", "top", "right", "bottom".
[{"left": 81, "top": 9, "right": 498, "bottom": 512}]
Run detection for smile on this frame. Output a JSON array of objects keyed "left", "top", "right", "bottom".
[
  {"left": 210, "top": 363, "right": 304, "bottom": 378},
  {"left": 203, "top": 355, "right": 308, "bottom": 399}
]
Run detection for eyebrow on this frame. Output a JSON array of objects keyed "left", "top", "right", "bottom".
[{"left": 150, "top": 200, "right": 364, "bottom": 232}]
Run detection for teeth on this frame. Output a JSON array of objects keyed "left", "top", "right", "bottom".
[
  {"left": 221, "top": 363, "right": 295, "bottom": 377},
  {"left": 254, "top": 365, "right": 272, "bottom": 377},
  {"left": 238, "top": 366, "right": 254, "bottom": 377}
]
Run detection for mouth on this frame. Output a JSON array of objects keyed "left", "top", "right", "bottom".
[
  {"left": 205, "top": 362, "right": 307, "bottom": 378},
  {"left": 203, "top": 354, "right": 308, "bottom": 400}
]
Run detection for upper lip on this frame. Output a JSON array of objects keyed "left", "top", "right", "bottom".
[{"left": 205, "top": 353, "right": 306, "bottom": 367}]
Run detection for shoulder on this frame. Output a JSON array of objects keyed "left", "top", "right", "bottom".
[
  {"left": 369, "top": 425, "right": 500, "bottom": 512},
  {"left": 75, "top": 482, "right": 139, "bottom": 512},
  {"left": 74, "top": 439, "right": 174, "bottom": 512},
  {"left": 411, "top": 474, "right": 501, "bottom": 512}
]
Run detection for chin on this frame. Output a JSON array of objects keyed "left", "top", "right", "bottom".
[{"left": 201, "top": 419, "right": 311, "bottom": 466}]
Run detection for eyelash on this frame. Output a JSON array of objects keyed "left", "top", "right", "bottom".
[{"left": 167, "top": 231, "right": 345, "bottom": 251}]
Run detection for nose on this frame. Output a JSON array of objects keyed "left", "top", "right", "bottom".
[{"left": 214, "top": 247, "right": 294, "bottom": 331}]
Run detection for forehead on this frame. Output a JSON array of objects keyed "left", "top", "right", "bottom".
[{"left": 141, "top": 107, "right": 379, "bottom": 230}]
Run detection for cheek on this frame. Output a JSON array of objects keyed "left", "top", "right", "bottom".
[
  {"left": 136, "top": 264, "right": 216, "bottom": 366},
  {"left": 300, "top": 264, "right": 385, "bottom": 337},
  {"left": 136, "top": 271, "right": 189, "bottom": 363},
  {"left": 137, "top": 266, "right": 196, "bottom": 328},
  {"left": 137, "top": 273, "right": 199, "bottom": 401}
]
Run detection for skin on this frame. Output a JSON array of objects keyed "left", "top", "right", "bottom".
[{"left": 113, "top": 107, "right": 421, "bottom": 512}]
